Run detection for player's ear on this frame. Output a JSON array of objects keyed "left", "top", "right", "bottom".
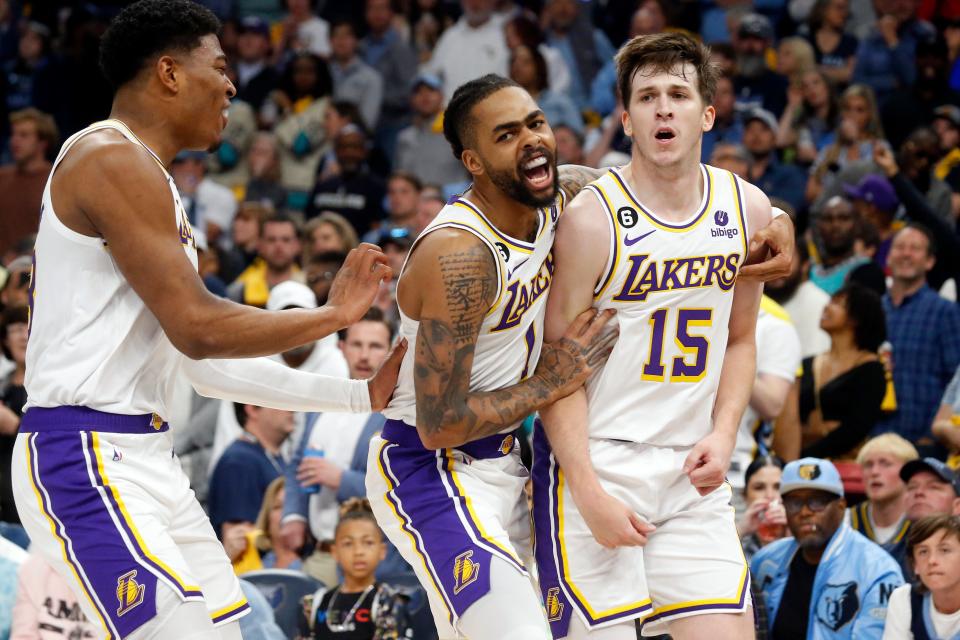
[
  {"left": 156, "top": 54, "right": 180, "bottom": 94},
  {"left": 621, "top": 104, "right": 632, "bottom": 138},
  {"left": 702, "top": 104, "right": 716, "bottom": 133},
  {"left": 461, "top": 149, "right": 485, "bottom": 177}
]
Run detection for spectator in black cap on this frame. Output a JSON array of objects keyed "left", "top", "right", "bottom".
[
  {"left": 743, "top": 108, "right": 807, "bottom": 214},
  {"left": 903, "top": 458, "right": 960, "bottom": 522},
  {"left": 844, "top": 173, "right": 900, "bottom": 269},
  {"left": 733, "top": 13, "right": 789, "bottom": 117},
  {"left": 852, "top": 0, "right": 936, "bottom": 105},
  {"left": 394, "top": 73, "right": 468, "bottom": 189},
  {"left": 236, "top": 16, "right": 281, "bottom": 112}
]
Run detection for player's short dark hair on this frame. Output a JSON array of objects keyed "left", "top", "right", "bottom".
[
  {"left": 0, "top": 305, "right": 29, "bottom": 361},
  {"left": 443, "top": 74, "right": 520, "bottom": 160},
  {"left": 835, "top": 283, "right": 886, "bottom": 352},
  {"left": 337, "top": 306, "right": 396, "bottom": 342},
  {"left": 99, "top": 0, "right": 221, "bottom": 90},
  {"left": 615, "top": 33, "right": 718, "bottom": 109}
]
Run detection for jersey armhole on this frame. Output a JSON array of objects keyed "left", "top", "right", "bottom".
[
  {"left": 586, "top": 184, "right": 619, "bottom": 299},
  {"left": 396, "top": 222, "right": 506, "bottom": 318},
  {"left": 731, "top": 173, "right": 751, "bottom": 259}
]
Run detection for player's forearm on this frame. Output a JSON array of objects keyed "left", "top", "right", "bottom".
[
  {"left": 712, "top": 338, "right": 758, "bottom": 439},
  {"left": 182, "top": 357, "right": 371, "bottom": 413},
  {"left": 540, "top": 389, "right": 602, "bottom": 499},
  {"left": 417, "top": 373, "right": 560, "bottom": 449},
  {"left": 175, "top": 297, "right": 348, "bottom": 359}
]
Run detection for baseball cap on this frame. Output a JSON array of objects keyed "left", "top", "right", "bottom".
[
  {"left": 378, "top": 225, "right": 413, "bottom": 249},
  {"left": 239, "top": 16, "right": 270, "bottom": 38},
  {"left": 900, "top": 457, "right": 960, "bottom": 495},
  {"left": 842, "top": 174, "right": 899, "bottom": 213},
  {"left": 411, "top": 73, "right": 442, "bottom": 92},
  {"left": 933, "top": 105, "right": 960, "bottom": 129},
  {"left": 266, "top": 281, "right": 318, "bottom": 311},
  {"left": 745, "top": 108, "right": 779, "bottom": 136},
  {"left": 738, "top": 13, "right": 773, "bottom": 41},
  {"left": 780, "top": 457, "right": 845, "bottom": 497}
]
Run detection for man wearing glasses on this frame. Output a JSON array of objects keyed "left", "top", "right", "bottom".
[{"left": 752, "top": 457, "right": 903, "bottom": 639}]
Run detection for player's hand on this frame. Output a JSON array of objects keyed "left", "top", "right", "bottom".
[
  {"left": 739, "top": 213, "right": 795, "bottom": 281},
  {"left": 367, "top": 338, "right": 408, "bottom": 412},
  {"left": 280, "top": 520, "right": 308, "bottom": 553},
  {"left": 535, "top": 309, "right": 618, "bottom": 400},
  {"left": 325, "top": 243, "right": 392, "bottom": 327},
  {"left": 297, "top": 457, "right": 344, "bottom": 490},
  {"left": 683, "top": 431, "right": 735, "bottom": 496},
  {"left": 221, "top": 523, "right": 253, "bottom": 562},
  {"left": 574, "top": 486, "right": 655, "bottom": 549},
  {"left": 740, "top": 497, "right": 771, "bottom": 537},
  {"left": 873, "top": 141, "right": 899, "bottom": 178}
]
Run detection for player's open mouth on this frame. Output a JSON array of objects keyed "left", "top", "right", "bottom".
[
  {"left": 521, "top": 155, "right": 553, "bottom": 190},
  {"left": 654, "top": 128, "right": 676, "bottom": 144},
  {"left": 221, "top": 108, "right": 230, "bottom": 129}
]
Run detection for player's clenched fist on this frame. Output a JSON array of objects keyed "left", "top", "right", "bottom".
[
  {"left": 683, "top": 430, "right": 736, "bottom": 496},
  {"left": 326, "top": 243, "right": 392, "bottom": 327},
  {"left": 574, "top": 485, "right": 655, "bottom": 549}
]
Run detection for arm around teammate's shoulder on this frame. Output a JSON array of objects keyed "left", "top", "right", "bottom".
[
  {"left": 65, "top": 140, "right": 388, "bottom": 359},
  {"left": 738, "top": 180, "right": 796, "bottom": 282}
]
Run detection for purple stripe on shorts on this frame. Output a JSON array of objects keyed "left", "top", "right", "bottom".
[
  {"left": 381, "top": 419, "right": 516, "bottom": 460},
  {"left": 31, "top": 431, "right": 158, "bottom": 637},
  {"left": 639, "top": 568, "right": 751, "bottom": 629},
  {"left": 531, "top": 423, "right": 575, "bottom": 639},
  {"left": 531, "top": 422, "right": 653, "bottom": 635},
  {"left": 21, "top": 406, "right": 169, "bottom": 434},
  {"left": 83, "top": 434, "right": 199, "bottom": 600},
  {"left": 380, "top": 439, "right": 495, "bottom": 621}
]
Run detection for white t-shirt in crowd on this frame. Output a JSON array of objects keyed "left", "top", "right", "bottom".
[
  {"left": 296, "top": 16, "right": 331, "bottom": 58},
  {"left": 422, "top": 14, "right": 509, "bottom": 102},
  {"left": 883, "top": 584, "right": 960, "bottom": 639}
]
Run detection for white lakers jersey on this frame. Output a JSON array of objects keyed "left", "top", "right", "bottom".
[
  {"left": 585, "top": 164, "right": 749, "bottom": 447},
  {"left": 383, "top": 192, "right": 564, "bottom": 431},
  {"left": 24, "top": 120, "right": 198, "bottom": 417}
]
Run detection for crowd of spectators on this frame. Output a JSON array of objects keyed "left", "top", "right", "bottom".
[{"left": 2, "top": 0, "right": 960, "bottom": 637}]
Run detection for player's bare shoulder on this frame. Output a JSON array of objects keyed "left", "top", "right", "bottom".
[{"left": 51, "top": 129, "right": 172, "bottom": 237}]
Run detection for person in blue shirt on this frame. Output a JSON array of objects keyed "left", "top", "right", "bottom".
[
  {"left": 743, "top": 108, "right": 807, "bottom": 214},
  {"left": 752, "top": 457, "right": 903, "bottom": 640},
  {"left": 873, "top": 225, "right": 960, "bottom": 455}
]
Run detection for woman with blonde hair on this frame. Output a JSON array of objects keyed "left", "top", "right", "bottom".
[
  {"left": 303, "top": 212, "right": 359, "bottom": 263},
  {"left": 807, "top": 83, "right": 885, "bottom": 202}
]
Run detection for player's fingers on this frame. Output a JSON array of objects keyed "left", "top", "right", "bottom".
[
  {"left": 371, "top": 262, "right": 393, "bottom": 283},
  {"left": 629, "top": 512, "right": 656, "bottom": 535},
  {"left": 580, "top": 308, "right": 616, "bottom": 341},
  {"left": 740, "top": 251, "right": 790, "bottom": 281},
  {"left": 681, "top": 446, "right": 705, "bottom": 474},
  {"left": 358, "top": 245, "right": 389, "bottom": 278},
  {"left": 565, "top": 308, "right": 598, "bottom": 338}
]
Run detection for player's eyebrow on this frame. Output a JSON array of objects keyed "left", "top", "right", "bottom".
[{"left": 491, "top": 110, "right": 545, "bottom": 134}]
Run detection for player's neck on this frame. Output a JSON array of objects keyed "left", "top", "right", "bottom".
[
  {"left": 625, "top": 155, "right": 703, "bottom": 222},
  {"left": 467, "top": 183, "right": 540, "bottom": 243},
  {"left": 869, "top": 494, "right": 906, "bottom": 528},
  {"left": 109, "top": 98, "right": 183, "bottom": 166}
]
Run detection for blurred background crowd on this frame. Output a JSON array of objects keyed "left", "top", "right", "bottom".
[{"left": 2, "top": 0, "right": 960, "bottom": 638}]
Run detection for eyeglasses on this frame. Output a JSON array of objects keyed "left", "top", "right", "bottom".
[{"left": 783, "top": 494, "right": 840, "bottom": 515}]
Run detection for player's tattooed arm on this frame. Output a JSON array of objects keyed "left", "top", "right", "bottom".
[
  {"left": 412, "top": 235, "right": 614, "bottom": 449},
  {"left": 558, "top": 165, "right": 606, "bottom": 202}
]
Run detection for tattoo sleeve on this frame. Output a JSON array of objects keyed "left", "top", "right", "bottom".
[
  {"left": 558, "top": 165, "right": 607, "bottom": 202},
  {"left": 414, "top": 243, "right": 558, "bottom": 447}
]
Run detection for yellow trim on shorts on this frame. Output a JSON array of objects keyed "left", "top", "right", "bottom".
[
  {"left": 25, "top": 433, "right": 115, "bottom": 638},
  {"left": 444, "top": 450, "right": 524, "bottom": 566},
  {"left": 90, "top": 432, "right": 202, "bottom": 595},
  {"left": 209, "top": 597, "right": 249, "bottom": 621},
  {"left": 375, "top": 440, "right": 453, "bottom": 620},
  {"left": 556, "top": 468, "right": 652, "bottom": 618}
]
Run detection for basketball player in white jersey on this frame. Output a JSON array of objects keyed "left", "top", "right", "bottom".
[
  {"left": 532, "top": 34, "right": 789, "bottom": 639},
  {"left": 11, "top": 2, "right": 402, "bottom": 639},
  {"left": 364, "top": 74, "right": 620, "bottom": 640}
]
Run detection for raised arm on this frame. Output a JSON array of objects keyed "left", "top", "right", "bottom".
[
  {"left": 55, "top": 133, "right": 389, "bottom": 360},
  {"left": 685, "top": 182, "right": 770, "bottom": 495},
  {"left": 401, "top": 228, "right": 613, "bottom": 449},
  {"left": 540, "top": 190, "right": 652, "bottom": 548}
]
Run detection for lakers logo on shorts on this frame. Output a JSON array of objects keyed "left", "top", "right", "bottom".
[
  {"left": 150, "top": 414, "right": 163, "bottom": 431},
  {"left": 453, "top": 550, "right": 480, "bottom": 594},
  {"left": 116, "top": 570, "right": 146, "bottom": 617},
  {"left": 499, "top": 435, "right": 514, "bottom": 455},
  {"left": 798, "top": 464, "right": 821, "bottom": 481},
  {"left": 545, "top": 587, "right": 565, "bottom": 621}
]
